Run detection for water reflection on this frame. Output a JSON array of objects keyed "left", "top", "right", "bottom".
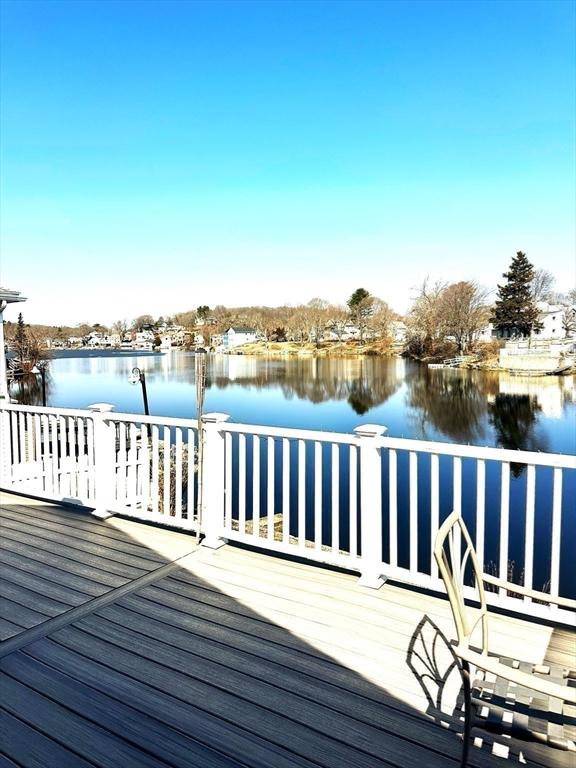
[
  {"left": 208, "top": 356, "right": 405, "bottom": 412},
  {"left": 488, "top": 393, "right": 547, "bottom": 476},
  {"left": 9, "top": 372, "right": 52, "bottom": 406},
  {"left": 405, "top": 368, "right": 496, "bottom": 443},
  {"left": 403, "top": 367, "right": 564, "bottom": 466},
  {"left": 26, "top": 351, "right": 576, "bottom": 454}
]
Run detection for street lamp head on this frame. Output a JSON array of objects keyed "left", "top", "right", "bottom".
[{"left": 128, "top": 366, "right": 143, "bottom": 385}]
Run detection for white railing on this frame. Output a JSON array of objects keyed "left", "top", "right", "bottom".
[
  {"left": 0, "top": 402, "right": 199, "bottom": 532},
  {"left": 104, "top": 411, "right": 199, "bottom": 531},
  {"left": 503, "top": 340, "right": 574, "bottom": 355},
  {"left": 1, "top": 401, "right": 575, "bottom": 625},
  {"left": 1, "top": 403, "right": 97, "bottom": 505}
]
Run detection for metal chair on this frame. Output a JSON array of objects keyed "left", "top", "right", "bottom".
[{"left": 434, "top": 510, "right": 576, "bottom": 765}]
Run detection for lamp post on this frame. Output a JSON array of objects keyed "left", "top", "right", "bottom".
[{"left": 128, "top": 366, "right": 149, "bottom": 416}]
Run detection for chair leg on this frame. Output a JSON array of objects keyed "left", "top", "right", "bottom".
[{"left": 460, "top": 660, "right": 472, "bottom": 768}]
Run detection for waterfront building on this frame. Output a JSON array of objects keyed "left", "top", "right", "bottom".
[{"left": 223, "top": 326, "right": 258, "bottom": 349}]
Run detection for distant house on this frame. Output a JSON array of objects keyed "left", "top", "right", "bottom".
[
  {"left": 196, "top": 316, "right": 218, "bottom": 327},
  {"left": 390, "top": 321, "right": 407, "bottom": 344},
  {"left": 483, "top": 302, "right": 574, "bottom": 342},
  {"left": 533, "top": 302, "right": 568, "bottom": 340},
  {"left": 473, "top": 323, "right": 497, "bottom": 343},
  {"left": 87, "top": 331, "right": 105, "bottom": 347},
  {"left": 223, "top": 327, "right": 258, "bottom": 349},
  {"left": 135, "top": 330, "right": 155, "bottom": 346}
]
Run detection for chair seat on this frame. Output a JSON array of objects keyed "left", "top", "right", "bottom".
[{"left": 469, "top": 657, "right": 576, "bottom": 752}]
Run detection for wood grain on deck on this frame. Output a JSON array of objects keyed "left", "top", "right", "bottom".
[{"left": 0, "top": 492, "right": 573, "bottom": 768}]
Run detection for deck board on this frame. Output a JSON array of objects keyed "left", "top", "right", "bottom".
[
  {"left": 1, "top": 514, "right": 164, "bottom": 570},
  {"left": 0, "top": 491, "right": 574, "bottom": 768},
  {"left": 0, "top": 493, "right": 197, "bottom": 643}
]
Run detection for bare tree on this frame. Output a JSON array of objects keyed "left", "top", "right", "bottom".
[
  {"left": 370, "top": 298, "right": 394, "bottom": 341},
  {"left": 439, "top": 281, "right": 491, "bottom": 354},
  {"left": 327, "top": 304, "right": 349, "bottom": 343},
  {"left": 405, "top": 279, "right": 448, "bottom": 356},
  {"left": 531, "top": 269, "right": 555, "bottom": 302},
  {"left": 306, "top": 298, "right": 330, "bottom": 346},
  {"left": 111, "top": 319, "right": 128, "bottom": 340},
  {"left": 132, "top": 314, "right": 155, "bottom": 331},
  {"left": 562, "top": 306, "right": 576, "bottom": 338},
  {"left": 287, "top": 305, "right": 312, "bottom": 343},
  {"left": 7, "top": 313, "right": 50, "bottom": 372}
]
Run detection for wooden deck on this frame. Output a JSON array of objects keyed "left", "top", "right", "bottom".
[{"left": 0, "top": 492, "right": 573, "bottom": 768}]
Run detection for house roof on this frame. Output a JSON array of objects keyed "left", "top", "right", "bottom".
[
  {"left": 536, "top": 302, "right": 563, "bottom": 315},
  {"left": 0, "top": 287, "right": 27, "bottom": 304},
  {"left": 227, "top": 326, "right": 257, "bottom": 334}
]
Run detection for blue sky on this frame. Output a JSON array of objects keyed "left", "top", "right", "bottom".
[{"left": 1, "top": 0, "right": 574, "bottom": 325}]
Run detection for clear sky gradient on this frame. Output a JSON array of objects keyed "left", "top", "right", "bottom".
[{"left": 1, "top": 0, "right": 574, "bottom": 325}]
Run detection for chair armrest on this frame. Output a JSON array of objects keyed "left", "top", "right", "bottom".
[
  {"left": 482, "top": 574, "right": 576, "bottom": 610},
  {"left": 455, "top": 645, "right": 576, "bottom": 705}
]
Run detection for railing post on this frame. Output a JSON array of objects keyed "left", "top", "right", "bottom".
[
  {"left": 200, "top": 412, "right": 230, "bottom": 549},
  {"left": 88, "top": 403, "right": 116, "bottom": 519},
  {"left": 354, "top": 423, "right": 387, "bottom": 589}
]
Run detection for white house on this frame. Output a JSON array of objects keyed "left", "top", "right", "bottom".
[
  {"left": 86, "top": 331, "right": 105, "bottom": 347},
  {"left": 533, "top": 302, "right": 569, "bottom": 340},
  {"left": 135, "top": 330, "right": 155, "bottom": 346},
  {"left": 390, "top": 320, "right": 407, "bottom": 344},
  {"left": 479, "top": 302, "right": 576, "bottom": 342},
  {"left": 223, "top": 327, "right": 258, "bottom": 349},
  {"left": 473, "top": 323, "right": 497, "bottom": 343}
]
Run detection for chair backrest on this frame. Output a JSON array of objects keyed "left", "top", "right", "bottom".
[{"left": 434, "top": 510, "right": 489, "bottom": 654}]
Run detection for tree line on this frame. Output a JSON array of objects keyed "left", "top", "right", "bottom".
[{"left": 6, "top": 252, "right": 575, "bottom": 360}]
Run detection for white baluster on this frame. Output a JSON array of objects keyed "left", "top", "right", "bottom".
[
  {"left": 267, "top": 436, "right": 275, "bottom": 542},
  {"left": 298, "top": 439, "right": 306, "bottom": 549},
  {"left": 498, "top": 462, "right": 510, "bottom": 594},
  {"left": 253, "top": 435, "right": 261, "bottom": 537}
]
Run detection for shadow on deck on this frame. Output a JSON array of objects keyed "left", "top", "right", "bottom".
[{"left": 0, "top": 492, "right": 572, "bottom": 768}]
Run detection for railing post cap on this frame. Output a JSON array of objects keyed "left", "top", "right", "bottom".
[
  {"left": 202, "top": 412, "right": 231, "bottom": 424},
  {"left": 353, "top": 424, "right": 387, "bottom": 438},
  {"left": 87, "top": 403, "right": 116, "bottom": 413}
]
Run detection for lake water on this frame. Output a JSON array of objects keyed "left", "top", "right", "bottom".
[
  {"left": 11, "top": 350, "right": 576, "bottom": 597},
  {"left": 13, "top": 350, "right": 576, "bottom": 455}
]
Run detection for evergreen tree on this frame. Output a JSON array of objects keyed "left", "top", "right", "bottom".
[
  {"left": 490, "top": 251, "right": 542, "bottom": 338},
  {"left": 14, "top": 313, "right": 28, "bottom": 363},
  {"left": 347, "top": 288, "right": 370, "bottom": 310},
  {"left": 347, "top": 288, "right": 373, "bottom": 341}
]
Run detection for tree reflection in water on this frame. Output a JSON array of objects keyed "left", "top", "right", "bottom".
[
  {"left": 11, "top": 353, "right": 573, "bottom": 468},
  {"left": 9, "top": 372, "right": 52, "bottom": 406},
  {"left": 210, "top": 356, "right": 405, "bottom": 413},
  {"left": 405, "top": 368, "right": 496, "bottom": 443},
  {"left": 488, "top": 393, "right": 547, "bottom": 476},
  {"left": 404, "top": 367, "right": 551, "bottom": 476}
]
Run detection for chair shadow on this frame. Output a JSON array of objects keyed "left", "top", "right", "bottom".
[
  {"left": 406, "top": 615, "right": 462, "bottom": 732},
  {"left": 406, "top": 615, "right": 553, "bottom": 765}
]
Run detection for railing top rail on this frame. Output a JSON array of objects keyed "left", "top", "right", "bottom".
[
  {"left": 0, "top": 402, "right": 97, "bottom": 419},
  {"left": 221, "top": 421, "right": 359, "bottom": 445},
  {"left": 379, "top": 435, "right": 576, "bottom": 469},
  {"left": 0, "top": 403, "right": 199, "bottom": 430},
  {"left": 2, "top": 401, "right": 574, "bottom": 469},
  {"left": 104, "top": 412, "right": 199, "bottom": 429}
]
